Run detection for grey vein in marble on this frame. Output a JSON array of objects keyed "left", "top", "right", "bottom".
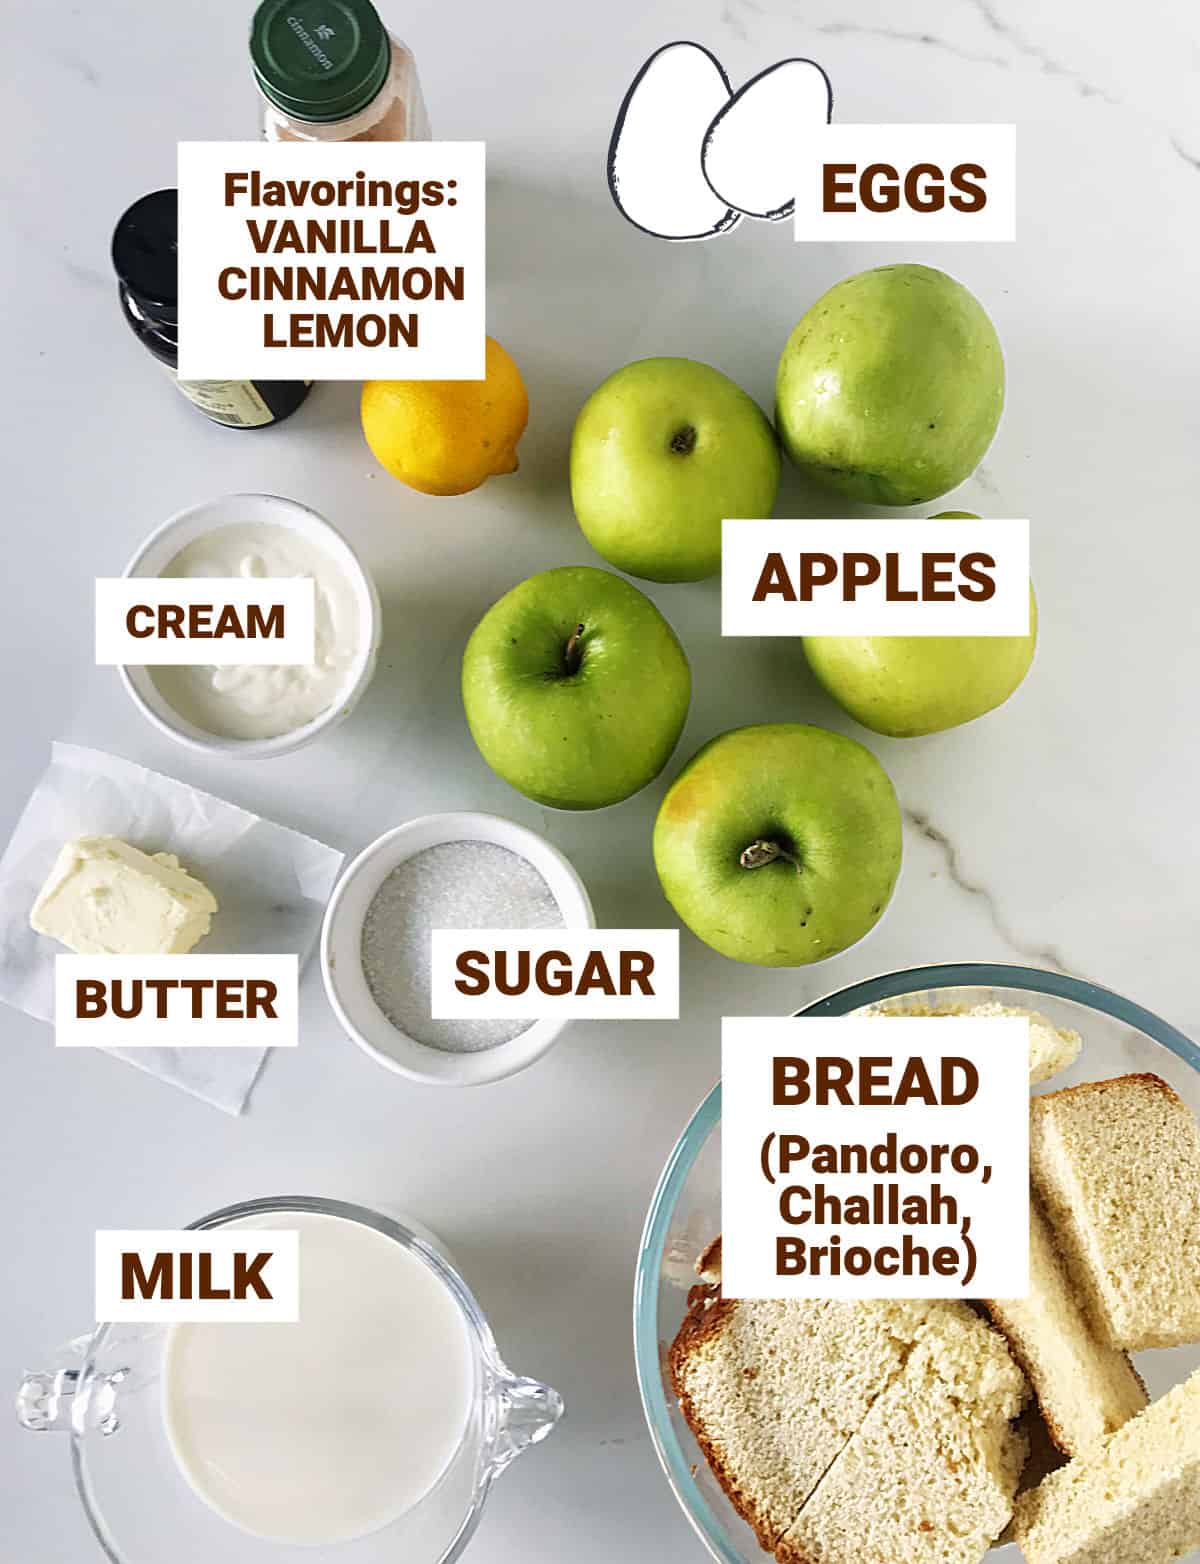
[
  {"left": 904, "top": 806, "right": 1077, "bottom": 978},
  {"left": 965, "top": 0, "right": 1120, "bottom": 104},
  {"left": 721, "top": 0, "right": 1194, "bottom": 180},
  {"left": 63, "top": 258, "right": 110, "bottom": 291},
  {"left": 46, "top": 47, "right": 101, "bottom": 87},
  {"left": 786, "top": 3, "right": 1122, "bottom": 111},
  {"left": 812, "top": 21, "right": 1011, "bottom": 71},
  {"left": 720, "top": 0, "right": 764, "bottom": 45},
  {"left": 972, "top": 463, "right": 1001, "bottom": 498}
]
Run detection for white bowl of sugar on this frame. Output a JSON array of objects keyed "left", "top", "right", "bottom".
[{"left": 320, "top": 812, "right": 596, "bottom": 1085}]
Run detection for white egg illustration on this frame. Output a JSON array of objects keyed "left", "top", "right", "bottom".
[
  {"left": 702, "top": 58, "right": 833, "bottom": 221},
  {"left": 608, "top": 41, "right": 741, "bottom": 241}
]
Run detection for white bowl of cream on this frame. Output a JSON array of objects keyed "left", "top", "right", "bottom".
[{"left": 119, "top": 493, "right": 381, "bottom": 758}]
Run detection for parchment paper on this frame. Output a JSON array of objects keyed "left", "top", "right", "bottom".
[{"left": 0, "top": 743, "right": 343, "bottom": 1113}]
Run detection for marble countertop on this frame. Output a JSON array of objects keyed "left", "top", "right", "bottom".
[{"left": 3, "top": 0, "right": 1199, "bottom": 1558}]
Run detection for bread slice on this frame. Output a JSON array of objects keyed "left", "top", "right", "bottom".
[
  {"left": 983, "top": 1199, "right": 1147, "bottom": 1454},
  {"left": 669, "top": 1290, "right": 929, "bottom": 1549},
  {"left": 670, "top": 1261, "right": 1031, "bottom": 1558},
  {"left": 1029, "top": 1073, "right": 1200, "bottom": 1349},
  {"left": 996, "top": 1404, "right": 1071, "bottom": 1546},
  {"left": 1014, "top": 1367, "right": 1200, "bottom": 1564},
  {"left": 857, "top": 999, "right": 1081, "bottom": 1084},
  {"left": 775, "top": 1305, "right": 1029, "bottom": 1564}
]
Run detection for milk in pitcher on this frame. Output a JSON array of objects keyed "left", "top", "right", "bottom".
[{"left": 163, "top": 1209, "right": 475, "bottom": 1545}]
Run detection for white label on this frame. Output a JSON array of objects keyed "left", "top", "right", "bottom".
[
  {"left": 721, "top": 518, "right": 1030, "bottom": 636},
  {"left": 94, "top": 578, "right": 316, "bottom": 665},
  {"left": 95, "top": 1230, "right": 299, "bottom": 1322},
  {"left": 721, "top": 1016, "right": 1029, "bottom": 1300},
  {"left": 429, "top": 929, "right": 680, "bottom": 1019},
  {"left": 55, "top": 955, "right": 299, "bottom": 1048},
  {"left": 170, "top": 376, "right": 276, "bottom": 427},
  {"left": 795, "top": 124, "right": 1016, "bottom": 241},
  {"left": 177, "top": 142, "right": 486, "bottom": 380}
]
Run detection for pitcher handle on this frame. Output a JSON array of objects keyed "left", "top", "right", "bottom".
[
  {"left": 488, "top": 1372, "right": 564, "bottom": 1474},
  {"left": 16, "top": 1334, "right": 124, "bottom": 1437}
]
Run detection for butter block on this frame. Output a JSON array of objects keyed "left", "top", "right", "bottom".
[{"left": 30, "top": 835, "right": 217, "bottom": 955}]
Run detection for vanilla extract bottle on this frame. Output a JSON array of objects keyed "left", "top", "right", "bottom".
[{"left": 112, "top": 190, "right": 312, "bottom": 430}]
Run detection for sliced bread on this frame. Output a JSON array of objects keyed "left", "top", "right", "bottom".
[
  {"left": 857, "top": 999, "right": 1082, "bottom": 1084},
  {"left": 669, "top": 1289, "right": 928, "bottom": 1549},
  {"left": 996, "top": 1404, "right": 1071, "bottom": 1546},
  {"left": 1014, "top": 1366, "right": 1200, "bottom": 1564},
  {"left": 775, "top": 1305, "right": 1029, "bottom": 1564},
  {"left": 983, "top": 1198, "right": 1147, "bottom": 1454},
  {"left": 1029, "top": 1073, "right": 1200, "bottom": 1350}
]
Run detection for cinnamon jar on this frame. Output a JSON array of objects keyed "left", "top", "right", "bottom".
[{"left": 250, "top": 0, "right": 430, "bottom": 143}]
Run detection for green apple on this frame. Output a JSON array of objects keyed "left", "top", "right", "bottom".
[
  {"left": 802, "top": 512, "right": 1037, "bottom": 738},
  {"left": 776, "top": 264, "right": 1004, "bottom": 505},
  {"left": 462, "top": 565, "right": 691, "bottom": 810},
  {"left": 570, "top": 357, "right": 780, "bottom": 583},
  {"left": 653, "top": 724, "right": 902, "bottom": 965}
]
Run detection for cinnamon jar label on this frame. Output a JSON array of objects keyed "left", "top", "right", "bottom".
[{"left": 176, "top": 142, "right": 485, "bottom": 380}]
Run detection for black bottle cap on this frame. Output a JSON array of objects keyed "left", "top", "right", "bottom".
[{"left": 112, "top": 189, "right": 179, "bottom": 325}]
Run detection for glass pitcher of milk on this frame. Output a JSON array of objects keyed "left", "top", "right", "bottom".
[{"left": 16, "top": 1196, "right": 563, "bottom": 1562}]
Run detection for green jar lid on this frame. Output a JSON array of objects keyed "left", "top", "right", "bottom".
[{"left": 250, "top": 0, "right": 391, "bottom": 124}]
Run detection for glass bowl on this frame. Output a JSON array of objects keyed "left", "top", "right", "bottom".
[
  {"left": 633, "top": 963, "right": 1200, "bottom": 1564},
  {"left": 17, "top": 1196, "right": 563, "bottom": 1564}
]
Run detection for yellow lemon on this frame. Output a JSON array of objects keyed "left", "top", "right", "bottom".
[{"left": 361, "top": 337, "right": 529, "bottom": 496}]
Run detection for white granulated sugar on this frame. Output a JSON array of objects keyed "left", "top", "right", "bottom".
[{"left": 359, "top": 840, "right": 565, "bottom": 1053}]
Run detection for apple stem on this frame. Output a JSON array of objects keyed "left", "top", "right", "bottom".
[
  {"left": 563, "top": 623, "right": 586, "bottom": 676},
  {"left": 669, "top": 425, "right": 697, "bottom": 456},
  {"left": 739, "top": 838, "right": 801, "bottom": 872}
]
